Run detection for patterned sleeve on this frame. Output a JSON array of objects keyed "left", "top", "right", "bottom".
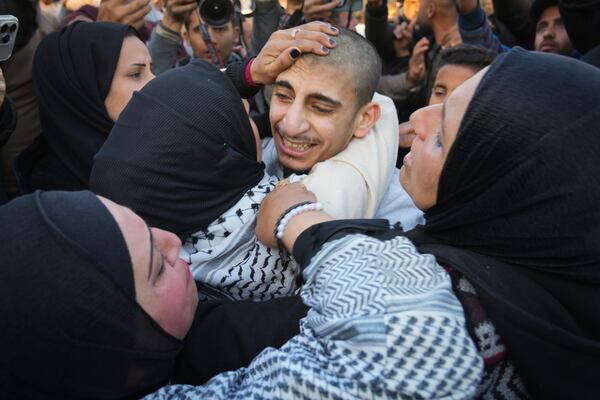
[{"left": 146, "top": 234, "right": 483, "bottom": 399}]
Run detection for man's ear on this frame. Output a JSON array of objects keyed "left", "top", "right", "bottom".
[
  {"left": 427, "top": 3, "right": 436, "bottom": 19},
  {"left": 353, "top": 102, "right": 381, "bottom": 139}
]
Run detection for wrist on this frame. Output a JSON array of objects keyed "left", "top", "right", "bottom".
[
  {"left": 161, "top": 15, "right": 184, "bottom": 32},
  {"left": 246, "top": 57, "right": 264, "bottom": 87}
]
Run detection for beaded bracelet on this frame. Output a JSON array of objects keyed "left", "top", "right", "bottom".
[{"left": 275, "top": 202, "right": 324, "bottom": 241}]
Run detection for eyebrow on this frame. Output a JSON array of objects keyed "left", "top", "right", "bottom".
[
  {"left": 274, "top": 80, "right": 342, "bottom": 108},
  {"left": 147, "top": 227, "right": 154, "bottom": 280},
  {"left": 131, "top": 63, "right": 148, "bottom": 68}
]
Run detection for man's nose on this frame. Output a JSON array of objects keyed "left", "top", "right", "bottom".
[
  {"left": 543, "top": 26, "right": 555, "bottom": 39},
  {"left": 279, "top": 102, "right": 309, "bottom": 138}
]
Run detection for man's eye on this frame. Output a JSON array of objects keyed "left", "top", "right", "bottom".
[
  {"left": 312, "top": 105, "right": 333, "bottom": 114},
  {"left": 274, "top": 92, "right": 292, "bottom": 102}
]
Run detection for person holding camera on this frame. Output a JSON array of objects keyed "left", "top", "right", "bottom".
[{"left": 148, "top": 0, "right": 241, "bottom": 74}]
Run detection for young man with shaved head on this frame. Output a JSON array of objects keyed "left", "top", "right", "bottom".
[{"left": 262, "top": 28, "right": 424, "bottom": 230}]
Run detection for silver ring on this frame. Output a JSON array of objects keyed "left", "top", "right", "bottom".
[{"left": 291, "top": 28, "right": 301, "bottom": 40}]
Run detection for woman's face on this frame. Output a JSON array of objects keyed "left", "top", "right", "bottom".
[
  {"left": 98, "top": 196, "right": 199, "bottom": 341},
  {"left": 400, "top": 67, "right": 488, "bottom": 210},
  {"left": 104, "top": 36, "right": 155, "bottom": 122}
]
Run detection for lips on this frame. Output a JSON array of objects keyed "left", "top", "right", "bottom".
[{"left": 539, "top": 41, "right": 556, "bottom": 52}]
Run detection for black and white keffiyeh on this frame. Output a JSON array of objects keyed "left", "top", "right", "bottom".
[{"left": 182, "top": 174, "right": 300, "bottom": 301}]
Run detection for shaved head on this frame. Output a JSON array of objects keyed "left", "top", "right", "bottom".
[{"left": 300, "top": 28, "right": 382, "bottom": 109}]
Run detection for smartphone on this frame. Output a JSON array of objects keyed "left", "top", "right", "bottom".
[
  {"left": 0, "top": 15, "right": 19, "bottom": 62},
  {"left": 332, "top": 0, "right": 363, "bottom": 14}
]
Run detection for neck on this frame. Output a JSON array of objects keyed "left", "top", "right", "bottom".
[{"left": 432, "top": 15, "right": 457, "bottom": 45}]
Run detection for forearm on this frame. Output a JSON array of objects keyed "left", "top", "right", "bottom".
[
  {"left": 147, "top": 21, "right": 182, "bottom": 75},
  {"left": 224, "top": 58, "right": 263, "bottom": 99},
  {"left": 250, "top": 0, "right": 286, "bottom": 56},
  {"left": 459, "top": 4, "right": 505, "bottom": 53},
  {"left": 365, "top": 1, "right": 396, "bottom": 63}
]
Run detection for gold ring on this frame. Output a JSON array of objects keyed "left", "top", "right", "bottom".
[
  {"left": 275, "top": 179, "right": 290, "bottom": 189},
  {"left": 291, "top": 28, "right": 301, "bottom": 40}
]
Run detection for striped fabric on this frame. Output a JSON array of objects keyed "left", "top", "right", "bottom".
[{"left": 148, "top": 234, "right": 483, "bottom": 399}]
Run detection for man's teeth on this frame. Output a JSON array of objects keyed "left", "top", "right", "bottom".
[{"left": 283, "top": 138, "right": 312, "bottom": 151}]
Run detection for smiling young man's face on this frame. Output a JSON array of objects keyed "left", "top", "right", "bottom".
[{"left": 269, "top": 59, "right": 368, "bottom": 173}]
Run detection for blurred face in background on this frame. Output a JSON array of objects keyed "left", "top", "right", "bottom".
[
  {"left": 534, "top": 5, "right": 572, "bottom": 56},
  {"left": 185, "top": 11, "right": 239, "bottom": 64}
]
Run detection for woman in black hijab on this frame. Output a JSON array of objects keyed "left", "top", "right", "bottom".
[
  {"left": 14, "top": 21, "right": 154, "bottom": 193},
  {"left": 254, "top": 48, "right": 600, "bottom": 399},
  {"left": 90, "top": 59, "right": 302, "bottom": 303},
  {"left": 0, "top": 190, "right": 196, "bottom": 398}
]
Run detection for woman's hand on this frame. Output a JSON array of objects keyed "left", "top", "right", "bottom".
[
  {"left": 250, "top": 21, "right": 338, "bottom": 86},
  {"left": 256, "top": 182, "right": 332, "bottom": 250}
]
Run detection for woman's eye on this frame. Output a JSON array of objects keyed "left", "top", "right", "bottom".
[
  {"left": 435, "top": 132, "right": 443, "bottom": 148},
  {"left": 130, "top": 72, "right": 142, "bottom": 80}
]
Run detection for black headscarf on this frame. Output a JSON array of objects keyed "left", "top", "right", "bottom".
[
  {"left": 418, "top": 48, "right": 600, "bottom": 398},
  {"left": 32, "top": 21, "right": 133, "bottom": 189},
  {"left": 558, "top": 0, "right": 600, "bottom": 56},
  {"left": 90, "top": 59, "right": 265, "bottom": 240},
  {"left": 0, "top": 191, "right": 182, "bottom": 399}
]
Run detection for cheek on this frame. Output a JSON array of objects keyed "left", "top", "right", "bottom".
[
  {"left": 105, "top": 83, "right": 138, "bottom": 122},
  {"left": 269, "top": 101, "right": 286, "bottom": 129},
  {"left": 151, "top": 271, "right": 197, "bottom": 340}
]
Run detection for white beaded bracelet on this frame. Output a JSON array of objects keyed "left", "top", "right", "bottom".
[{"left": 275, "top": 202, "right": 324, "bottom": 241}]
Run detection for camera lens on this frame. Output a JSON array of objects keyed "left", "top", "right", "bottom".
[
  {"left": 9, "top": 24, "right": 16, "bottom": 33},
  {"left": 2, "top": 35, "right": 10, "bottom": 44},
  {"left": 199, "top": 0, "right": 234, "bottom": 27},
  {"left": 1, "top": 25, "right": 7, "bottom": 33}
]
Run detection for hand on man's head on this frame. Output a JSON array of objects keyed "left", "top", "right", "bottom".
[
  {"left": 250, "top": 21, "right": 338, "bottom": 86},
  {"left": 98, "top": 0, "right": 152, "bottom": 30}
]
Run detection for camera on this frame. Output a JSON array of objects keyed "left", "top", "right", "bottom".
[
  {"left": 199, "top": 0, "right": 234, "bottom": 27},
  {"left": 0, "top": 15, "right": 18, "bottom": 62}
]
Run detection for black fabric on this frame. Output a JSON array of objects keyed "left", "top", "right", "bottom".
[
  {"left": 174, "top": 296, "right": 308, "bottom": 385},
  {"left": 224, "top": 57, "right": 262, "bottom": 99},
  {"left": 421, "top": 48, "right": 600, "bottom": 399},
  {"left": 294, "top": 49, "right": 600, "bottom": 399},
  {"left": 530, "top": 0, "right": 558, "bottom": 24},
  {"left": 0, "top": 191, "right": 182, "bottom": 399},
  {"left": 0, "top": 95, "right": 17, "bottom": 148},
  {"left": 22, "top": 21, "right": 131, "bottom": 192},
  {"left": 90, "top": 59, "right": 265, "bottom": 240},
  {"left": 581, "top": 44, "right": 600, "bottom": 67},
  {"left": 558, "top": 0, "right": 600, "bottom": 55}
]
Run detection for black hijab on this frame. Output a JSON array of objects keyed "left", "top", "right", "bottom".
[
  {"left": 32, "top": 21, "right": 133, "bottom": 189},
  {"left": 0, "top": 191, "right": 182, "bottom": 399},
  {"left": 90, "top": 59, "right": 265, "bottom": 240},
  {"left": 417, "top": 48, "right": 600, "bottom": 398}
]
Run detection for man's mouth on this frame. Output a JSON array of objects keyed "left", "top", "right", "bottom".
[
  {"left": 540, "top": 41, "right": 556, "bottom": 52},
  {"left": 277, "top": 135, "right": 317, "bottom": 156}
]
